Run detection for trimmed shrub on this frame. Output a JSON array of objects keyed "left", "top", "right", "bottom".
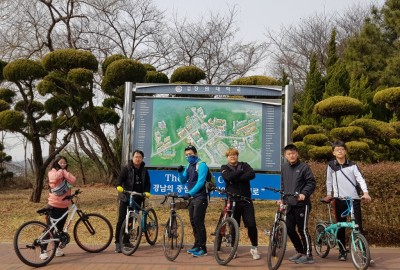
[
  {"left": 292, "top": 125, "right": 324, "bottom": 142},
  {"left": 303, "top": 133, "right": 329, "bottom": 146},
  {"left": 308, "top": 146, "right": 332, "bottom": 161},
  {"left": 101, "top": 54, "right": 126, "bottom": 74},
  {"left": 293, "top": 141, "right": 313, "bottom": 160},
  {"left": 373, "top": 87, "right": 400, "bottom": 112},
  {"left": 3, "top": 59, "right": 47, "bottom": 82},
  {"left": 144, "top": 71, "right": 169, "bottom": 83},
  {"left": 230, "top": 75, "right": 280, "bottom": 85},
  {"left": 389, "top": 121, "right": 400, "bottom": 134},
  {"left": 42, "top": 49, "right": 98, "bottom": 72},
  {"left": 350, "top": 118, "right": 397, "bottom": 142},
  {"left": 330, "top": 126, "right": 365, "bottom": 141},
  {"left": 142, "top": 63, "right": 157, "bottom": 72},
  {"left": 314, "top": 96, "right": 364, "bottom": 118},
  {"left": 170, "top": 66, "right": 205, "bottom": 84},
  {"left": 345, "top": 141, "right": 370, "bottom": 161}
]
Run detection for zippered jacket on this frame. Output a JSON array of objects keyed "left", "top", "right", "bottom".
[{"left": 281, "top": 160, "right": 315, "bottom": 206}]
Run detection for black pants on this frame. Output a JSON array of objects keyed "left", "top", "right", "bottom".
[
  {"left": 286, "top": 204, "right": 312, "bottom": 256},
  {"left": 115, "top": 197, "right": 143, "bottom": 244},
  {"left": 334, "top": 199, "right": 363, "bottom": 252},
  {"left": 188, "top": 197, "right": 208, "bottom": 251},
  {"left": 42, "top": 206, "right": 68, "bottom": 251},
  {"left": 232, "top": 200, "right": 258, "bottom": 246}
]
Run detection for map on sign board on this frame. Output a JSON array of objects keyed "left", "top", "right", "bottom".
[{"left": 150, "top": 98, "right": 262, "bottom": 169}]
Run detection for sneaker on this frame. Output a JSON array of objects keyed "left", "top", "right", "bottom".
[
  {"left": 192, "top": 249, "right": 208, "bottom": 257},
  {"left": 250, "top": 247, "right": 261, "bottom": 260},
  {"left": 187, "top": 247, "right": 200, "bottom": 254},
  {"left": 295, "top": 255, "right": 314, "bottom": 264},
  {"left": 55, "top": 248, "right": 64, "bottom": 257},
  {"left": 39, "top": 251, "right": 48, "bottom": 260},
  {"left": 370, "top": 259, "right": 375, "bottom": 265},
  {"left": 115, "top": 243, "right": 121, "bottom": 253},
  {"left": 338, "top": 250, "right": 347, "bottom": 261},
  {"left": 288, "top": 252, "right": 303, "bottom": 262}
]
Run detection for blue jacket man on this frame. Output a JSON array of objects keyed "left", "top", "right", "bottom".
[{"left": 177, "top": 145, "right": 208, "bottom": 257}]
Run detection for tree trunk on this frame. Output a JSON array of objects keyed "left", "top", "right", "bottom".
[
  {"left": 29, "top": 137, "right": 45, "bottom": 203},
  {"left": 73, "top": 134, "right": 86, "bottom": 185}
]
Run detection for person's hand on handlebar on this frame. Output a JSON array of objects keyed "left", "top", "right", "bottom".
[
  {"left": 116, "top": 186, "right": 124, "bottom": 193},
  {"left": 323, "top": 195, "right": 332, "bottom": 203},
  {"left": 297, "top": 194, "right": 306, "bottom": 201},
  {"left": 276, "top": 199, "right": 282, "bottom": 205},
  {"left": 143, "top": 192, "right": 151, "bottom": 198}
]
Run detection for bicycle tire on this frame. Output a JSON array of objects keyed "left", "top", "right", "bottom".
[
  {"left": 73, "top": 213, "right": 113, "bottom": 253},
  {"left": 14, "top": 220, "right": 56, "bottom": 267},
  {"left": 267, "top": 220, "right": 287, "bottom": 270},
  {"left": 350, "top": 233, "right": 370, "bottom": 270},
  {"left": 163, "top": 214, "right": 184, "bottom": 261},
  {"left": 119, "top": 212, "right": 142, "bottom": 256},
  {"left": 213, "top": 217, "right": 239, "bottom": 266},
  {"left": 314, "top": 223, "right": 330, "bottom": 258},
  {"left": 144, "top": 208, "right": 158, "bottom": 245}
]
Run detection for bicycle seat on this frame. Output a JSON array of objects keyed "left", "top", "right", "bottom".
[{"left": 37, "top": 207, "right": 53, "bottom": 216}]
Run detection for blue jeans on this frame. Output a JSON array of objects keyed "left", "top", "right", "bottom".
[{"left": 188, "top": 197, "right": 208, "bottom": 250}]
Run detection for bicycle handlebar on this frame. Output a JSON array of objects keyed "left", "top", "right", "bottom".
[
  {"left": 212, "top": 187, "right": 252, "bottom": 203},
  {"left": 62, "top": 189, "right": 82, "bottom": 201},
  {"left": 160, "top": 192, "right": 186, "bottom": 205},
  {"left": 123, "top": 190, "right": 146, "bottom": 197},
  {"left": 261, "top": 187, "right": 299, "bottom": 198}
]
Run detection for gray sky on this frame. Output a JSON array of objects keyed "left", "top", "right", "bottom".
[
  {"left": 6, "top": 0, "right": 386, "bottom": 162},
  {"left": 153, "top": 0, "right": 385, "bottom": 42}
]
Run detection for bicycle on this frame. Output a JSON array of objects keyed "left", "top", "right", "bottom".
[
  {"left": 119, "top": 190, "right": 158, "bottom": 256},
  {"left": 14, "top": 189, "right": 113, "bottom": 268},
  {"left": 261, "top": 187, "right": 298, "bottom": 270},
  {"left": 314, "top": 197, "right": 371, "bottom": 270},
  {"left": 211, "top": 187, "right": 252, "bottom": 266},
  {"left": 160, "top": 192, "right": 187, "bottom": 261}
]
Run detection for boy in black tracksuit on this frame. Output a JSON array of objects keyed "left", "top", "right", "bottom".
[{"left": 281, "top": 144, "right": 316, "bottom": 264}]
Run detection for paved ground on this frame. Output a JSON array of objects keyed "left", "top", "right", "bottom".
[{"left": 2, "top": 242, "right": 400, "bottom": 270}]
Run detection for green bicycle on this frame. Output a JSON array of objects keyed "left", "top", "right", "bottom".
[{"left": 314, "top": 197, "right": 370, "bottom": 270}]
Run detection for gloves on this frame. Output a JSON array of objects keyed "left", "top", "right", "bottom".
[
  {"left": 182, "top": 193, "right": 191, "bottom": 200},
  {"left": 116, "top": 186, "right": 124, "bottom": 193},
  {"left": 177, "top": 165, "right": 184, "bottom": 173},
  {"left": 144, "top": 192, "right": 151, "bottom": 198}
]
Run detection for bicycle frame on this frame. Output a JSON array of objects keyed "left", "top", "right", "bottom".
[
  {"left": 317, "top": 197, "right": 360, "bottom": 250},
  {"left": 124, "top": 191, "right": 146, "bottom": 234},
  {"left": 38, "top": 198, "right": 81, "bottom": 245}
]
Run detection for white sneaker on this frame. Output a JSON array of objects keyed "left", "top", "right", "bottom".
[
  {"left": 39, "top": 251, "right": 48, "bottom": 260},
  {"left": 55, "top": 248, "right": 64, "bottom": 257},
  {"left": 250, "top": 247, "right": 260, "bottom": 260}
]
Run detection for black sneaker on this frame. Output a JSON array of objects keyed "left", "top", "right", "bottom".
[
  {"left": 295, "top": 255, "right": 314, "bottom": 264},
  {"left": 115, "top": 243, "right": 121, "bottom": 253},
  {"left": 338, "top": 250, "right": 347, "bottom": 261}
]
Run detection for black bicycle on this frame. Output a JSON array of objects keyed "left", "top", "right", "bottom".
[
  {"left": 262, "top": 187, "right": 298, "bottom": 270},
  {"left": 212, "top": 187, "right": 252, "bottom": 265},
  {"left": 119, "top": 191, "right": 158, "bottom": 256},
  {"left": 160, "top": 192, "right": 187, "bottom": 261}
]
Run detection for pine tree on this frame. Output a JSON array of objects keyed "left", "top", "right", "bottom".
[{"left": 300, "top": 53, "right": 324, "bottom": 124}]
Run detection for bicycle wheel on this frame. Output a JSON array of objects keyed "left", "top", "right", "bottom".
[
  {"left": 350, "top": 233, "right": 370, "bottom": 270},
  {"left": 119, "top": 212, "right": 142, "bottom": 256},
  {"left": 213, "top": 217, "right": 239, "bottom": 265},
  {"left": 14, "top": 220, "right": 56, "bottom": 267},
  {"left": 144, "top": 208, "right": 158, "bottom": 245},
  {"left": 163, "top": 214, "right": 184, "bottom": 261},
  {"left": 73, "top": 213, "right": 113, "bottom": 253},
  {"left": 314, "top": 223, "right": 330, "bottom": 258},
  {"left": 267, "top": 220, "right": 287, "bottom": 270}
]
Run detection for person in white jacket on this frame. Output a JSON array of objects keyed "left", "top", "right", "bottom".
[{"left": 324, "top": 140, "right": 371, "bottom": 261}]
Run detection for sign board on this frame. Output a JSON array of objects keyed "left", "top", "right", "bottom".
[{"left": 148, "top": 170, "right": 281, "bottom": 200}]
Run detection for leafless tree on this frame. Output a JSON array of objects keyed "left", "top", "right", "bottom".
[
  {"left": 168, "top": 6, "right": 267, "bottom": 84},
  {"left": 264, "top": 2, "right": 379, "bottom": 92}
]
